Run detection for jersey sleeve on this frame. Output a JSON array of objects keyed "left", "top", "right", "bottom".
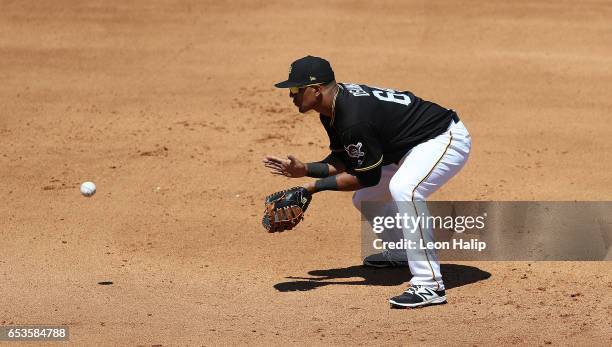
[
  {"left": 320, "top": 115, "right": 343, "bottom": 153},
  {"left": 340, "top": 122, "right": 384, "bottom": 172}
]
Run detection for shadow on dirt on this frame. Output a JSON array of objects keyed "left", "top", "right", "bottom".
[{"left": 274, "top": 263, "right": 491, "bottom": 292}]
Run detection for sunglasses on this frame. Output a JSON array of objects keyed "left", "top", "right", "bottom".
[{"left": 289, "top": 82, "right": 324, "bottom": 95}]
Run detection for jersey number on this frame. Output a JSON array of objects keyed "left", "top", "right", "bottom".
[{"left": 372, "top": 89, "right": 411, "bottom": 106}]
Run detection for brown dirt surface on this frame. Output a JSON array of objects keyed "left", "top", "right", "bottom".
[{"left": 2, "top": 0, "right": 611, "bottom": 345}]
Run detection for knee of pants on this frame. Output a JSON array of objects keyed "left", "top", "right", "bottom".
[{"left": 388, "top": 177, "right": 427, "bottom": 202}]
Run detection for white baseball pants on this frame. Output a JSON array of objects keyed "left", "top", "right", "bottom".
[{"left": 353, "top": 120, "right": 471, "bottom": 290}]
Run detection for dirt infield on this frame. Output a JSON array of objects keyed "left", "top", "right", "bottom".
[{"left": 1, "top": 0, "right": 611, "bottom": 345}]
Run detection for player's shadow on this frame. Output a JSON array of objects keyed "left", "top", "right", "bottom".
[{"left": 274, "top": 264, "right": 490, "bottom": 292}]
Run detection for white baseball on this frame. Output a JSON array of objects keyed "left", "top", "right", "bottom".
[{"left": 80, "top": 181, "right": 96, "bottom": 197}]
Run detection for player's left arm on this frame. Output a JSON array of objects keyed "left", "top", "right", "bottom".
[{"left": 302, "top": 166, "right": 382, "bottom": 193}]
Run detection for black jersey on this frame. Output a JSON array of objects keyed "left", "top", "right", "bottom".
[{"left": 321, "top": 83, "right": 456, "bottom": 173}]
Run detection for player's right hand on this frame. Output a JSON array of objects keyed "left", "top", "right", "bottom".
[{"left": 262, "top": 155, "right": 307, "bottom": 178}]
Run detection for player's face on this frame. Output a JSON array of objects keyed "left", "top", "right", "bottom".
[{"left": 290, "top": 85, "right": 320, "bottom": 113}]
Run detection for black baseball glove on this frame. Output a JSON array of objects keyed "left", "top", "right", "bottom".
[{"left": 262, "top": 187, "right": 312, "bottom": 233}]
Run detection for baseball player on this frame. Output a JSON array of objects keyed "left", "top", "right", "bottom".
[{"left": 263, "top": 55, "right": 471, "bottom": 308}]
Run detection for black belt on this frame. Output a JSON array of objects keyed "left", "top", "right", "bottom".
[{"left": 451, "top": 112, "right": 460, "bottom": 124}]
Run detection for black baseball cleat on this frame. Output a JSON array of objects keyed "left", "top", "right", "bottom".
[
  {"left": 362, "top": 251, "right": 409, "bottom": 268},
  {"left": 389, "top": 285, "right": 447, "bottom": 308}
]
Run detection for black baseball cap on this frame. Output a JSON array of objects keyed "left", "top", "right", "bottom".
[{"left": 274, "top": 55, "right": 335, "bottom": 88}]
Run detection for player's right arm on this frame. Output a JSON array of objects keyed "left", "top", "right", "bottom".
[
  {"left": 305, "top": 152, "right": 346, "bottom": 177},
  {"left": 264, "top": 114, "right": 347, "bottom": 178},
  {"left": 262, "top": 152, "right": 346, "bottom": 178}
]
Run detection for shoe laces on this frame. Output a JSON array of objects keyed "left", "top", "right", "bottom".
[
  {"left": 405, "top": 285, "right": 422, "bottom": 294},
  {"left": 381, "top": 249, "right": 393, "bottom": 259},
  {"left": 381, "top": 249, "right": 407, "bottom": 264}
]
